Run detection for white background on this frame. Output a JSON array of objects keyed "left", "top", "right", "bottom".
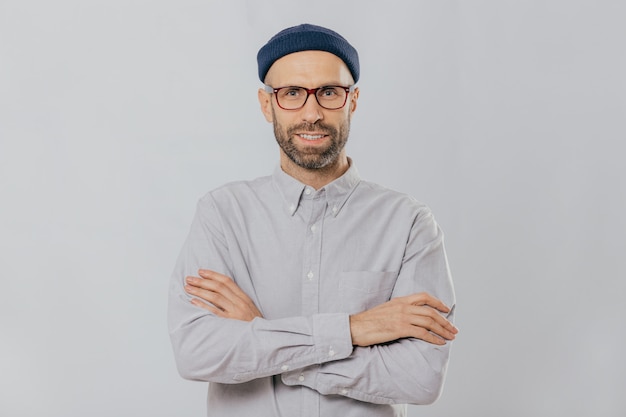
[{"left": 1, "top": 1, "right": 625, "bottom": 416}]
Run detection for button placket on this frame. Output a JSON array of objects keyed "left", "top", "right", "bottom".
[
  {"left": 301, "top": 192, "right": 325, "bottom": 316},
  {"left": 299, "top": 191, "right": 325, "bottom": 417}
]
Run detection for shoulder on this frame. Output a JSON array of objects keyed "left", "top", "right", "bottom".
[
  {"left": 349, "top": 179, "right": 443, "bottom": 249},
  {"left": 354, "top": 179, "right": 432, "bottom": 218},
  {"left": 198, "top": 175, "right": 273, "bottom": 206}
]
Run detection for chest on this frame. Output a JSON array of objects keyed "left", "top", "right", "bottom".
[{"left": 223, "top": 198, "right": 407, "bottom": 318}]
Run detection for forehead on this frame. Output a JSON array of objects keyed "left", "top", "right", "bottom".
[{"left": 266, "top": 50, "right": 354, "bottom": 87}]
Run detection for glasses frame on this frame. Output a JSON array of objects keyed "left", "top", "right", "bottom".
[{"left": 264, "top": 85, "right": 356, "bottom": 110}]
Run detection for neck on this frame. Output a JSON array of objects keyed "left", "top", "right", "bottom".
[{"left": 280, "top": 152, "right": 350, "bottom": 190}]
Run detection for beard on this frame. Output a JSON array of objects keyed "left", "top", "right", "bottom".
[{"left": 272, "top": 110, "right": 351, "bottom": 170}]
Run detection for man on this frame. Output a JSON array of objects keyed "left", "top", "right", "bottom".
[{"left": 168, "top": 23, "right": 457, "bottom": 417}]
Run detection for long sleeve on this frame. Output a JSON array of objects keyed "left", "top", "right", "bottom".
[
  {"left": 168, "top": 166, "right": 456, "bottom": 416},
  {"left": 280, "top": 207, "right": 456, "bottom": 405},
  {"left": 168, "top": 196, "right": 355, "bottom": 383}
]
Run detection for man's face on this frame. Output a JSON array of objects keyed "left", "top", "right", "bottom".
[{"left": 259, "top": 51, "right": 359, "bottom": 170}]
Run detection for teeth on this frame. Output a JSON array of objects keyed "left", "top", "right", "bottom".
[{"left": 300, "top": 134, "right": 324, "bottom": 140}]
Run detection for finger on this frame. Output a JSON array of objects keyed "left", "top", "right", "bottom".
[
  {"left": 414, "top": 293, "right": 450, "bottom": 313},
  {"left": 185, "top": 283, "right": 234, "bottom": 313},
  {"left": 402, "top": 292, "right": 454, "bottom": 315},
  {"left": 409, "top": 326, "right": 447, "bottom": 345},
  {"left": 197, "top": 270, "right": 259, "bottom": 311},
  {"left": 189, "top": 274, "right": 242, "bottom": 307},
  {"left": 392, "top": 296, "right": 456, "bottom": 332},
  {"left": 190, "top": 298, "right": 224, "bottom": 316},
  {"left": 199, "top": 270, "right": 255, "bottom": 300},
  {"left": 406, "top": 305, "right": 458, "bottom": 338},
  {"left": 187, "top": 275, "right": 234, "bottom": 296},
  {"left": 394, "top": 306, "right": 453, "bottom": 343},
  {"left": 190, "top": 294, "right": 260, "bottom": 321},
  {"left": 189, "top": 274, "right": 263, "bottom": 320},
  {"left": 196, "top": 271, "right": 249, "bottom": 302},
  {"left": 411, "top": 316, "right": 456, "bottom": 341}
]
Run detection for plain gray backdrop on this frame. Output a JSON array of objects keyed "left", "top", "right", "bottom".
[{"left": 1, "top": 1, "right": 625, "bottom": 416}]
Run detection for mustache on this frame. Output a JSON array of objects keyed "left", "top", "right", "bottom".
[{"left": 286, "top": 122, "right": 337, "bottom": 136}]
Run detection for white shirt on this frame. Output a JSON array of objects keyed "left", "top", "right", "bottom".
[{"left": 168, "top": 161, "right": 456, "bottom": 417}]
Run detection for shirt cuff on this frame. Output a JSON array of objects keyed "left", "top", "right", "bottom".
[{"left": 281, "top": 313, "right": 353, "bottom": 385}]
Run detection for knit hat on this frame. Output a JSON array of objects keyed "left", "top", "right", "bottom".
[{"left": 257, "top": 24, "right": 360, "bottom": 83}]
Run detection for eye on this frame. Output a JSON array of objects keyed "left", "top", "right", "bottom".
[
  {"left": 281, "top": 88, "right": 303, "bottom": 98},
  {"left": 319, "top": 87, "right": 339, "bottom": 97}
]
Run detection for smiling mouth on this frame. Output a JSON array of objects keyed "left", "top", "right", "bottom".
[{"left": 297, "top": 133, "right": 327, "bottom": 141}]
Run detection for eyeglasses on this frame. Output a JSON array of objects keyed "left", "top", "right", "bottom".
[{"left": 264, "top": 85, "right": 356, "bottom": 110}]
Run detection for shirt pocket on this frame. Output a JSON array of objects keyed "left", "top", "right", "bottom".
[{"left": 338, "top": 271, "right": 398, "bottom": 314}]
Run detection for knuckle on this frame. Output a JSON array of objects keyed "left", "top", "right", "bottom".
[
  {"left": 397, "top": 295, "right": 411, "bottom": 304},
  {"left": 414, "top": 327, "right": 428, "bottom": 338},
  {"left": 415, "top": 292, "right": 428, "bottom": 302}
]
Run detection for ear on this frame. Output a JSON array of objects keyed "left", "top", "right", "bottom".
[
  {"left": 258, "top": 88, "right": 274, "bottom": 123},
  {"left": 349, "top": 87, "right": 359, "bottom": 115}
]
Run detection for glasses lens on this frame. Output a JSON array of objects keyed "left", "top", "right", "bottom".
[
  {"left": 315, "top": 86, "right": 347, "bottom": 110},
  {"left": 276, "top": 86, "right": 348, "bottom": 110},
  {"left": 276, "top": 87, "right": 307, "bottom": 110}
]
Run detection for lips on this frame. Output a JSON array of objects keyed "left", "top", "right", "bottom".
[
  {"left": 299, "top": 133, "right": 325, "bottom": 140},
  {"left": 287, "top": 123, "right": 335, "bottom": 143},
  {"left": 296, "top": 132, "right": 328, "bottom": 141}
]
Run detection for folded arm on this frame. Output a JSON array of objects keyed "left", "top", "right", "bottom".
[
  {"left": 290, "top": 208, "right": 457, "bottom": 404},
  {"left": 169, "top": 196, "right": 457, "bottom": 404},
  {"left": 169, "top": 197, "right": 356, "bottom": 383}
]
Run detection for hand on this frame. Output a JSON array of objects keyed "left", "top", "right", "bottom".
[
  {"left": 185, "top": 269, "right": 263, "bottom": 321},
  {"left": 349, "top": 292, "right": 458, "bottom": 347}
]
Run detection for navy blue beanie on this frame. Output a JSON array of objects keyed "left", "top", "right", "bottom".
[{"left": 257, "top": 24, "right": 359, "bottom": 83}]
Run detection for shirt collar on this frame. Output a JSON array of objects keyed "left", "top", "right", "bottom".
[{"left": 272, "top": 158, "right": 361, "bottom": 217}]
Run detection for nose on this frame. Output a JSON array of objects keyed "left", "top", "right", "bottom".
[{"left": 300, "top": 92, "right": 323, "bottom": 124}]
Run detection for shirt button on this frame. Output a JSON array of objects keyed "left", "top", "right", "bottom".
[
  {"left": 328, "top": 349, "right": 335, "bottom": 357},
  {"left": 310, "top": 224, "right": 317, "bottom": 232},
  {"left": 341, "top": 389, "right": 348, "bottom": 395},
  {"left": 332, "top": 205, "right": 338, "bottom": 213},
  {"left": 298, "top": 374, "right": 305, "bottom": 382},
  {"left": 281, "top": 365, "right": 289, "bottom": 371},
  {"left": 306, "top": 271, "right": 314, "bottom": 280},
  {"left": 304, "top": 188, "right": 312, "bottom": 195}
]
